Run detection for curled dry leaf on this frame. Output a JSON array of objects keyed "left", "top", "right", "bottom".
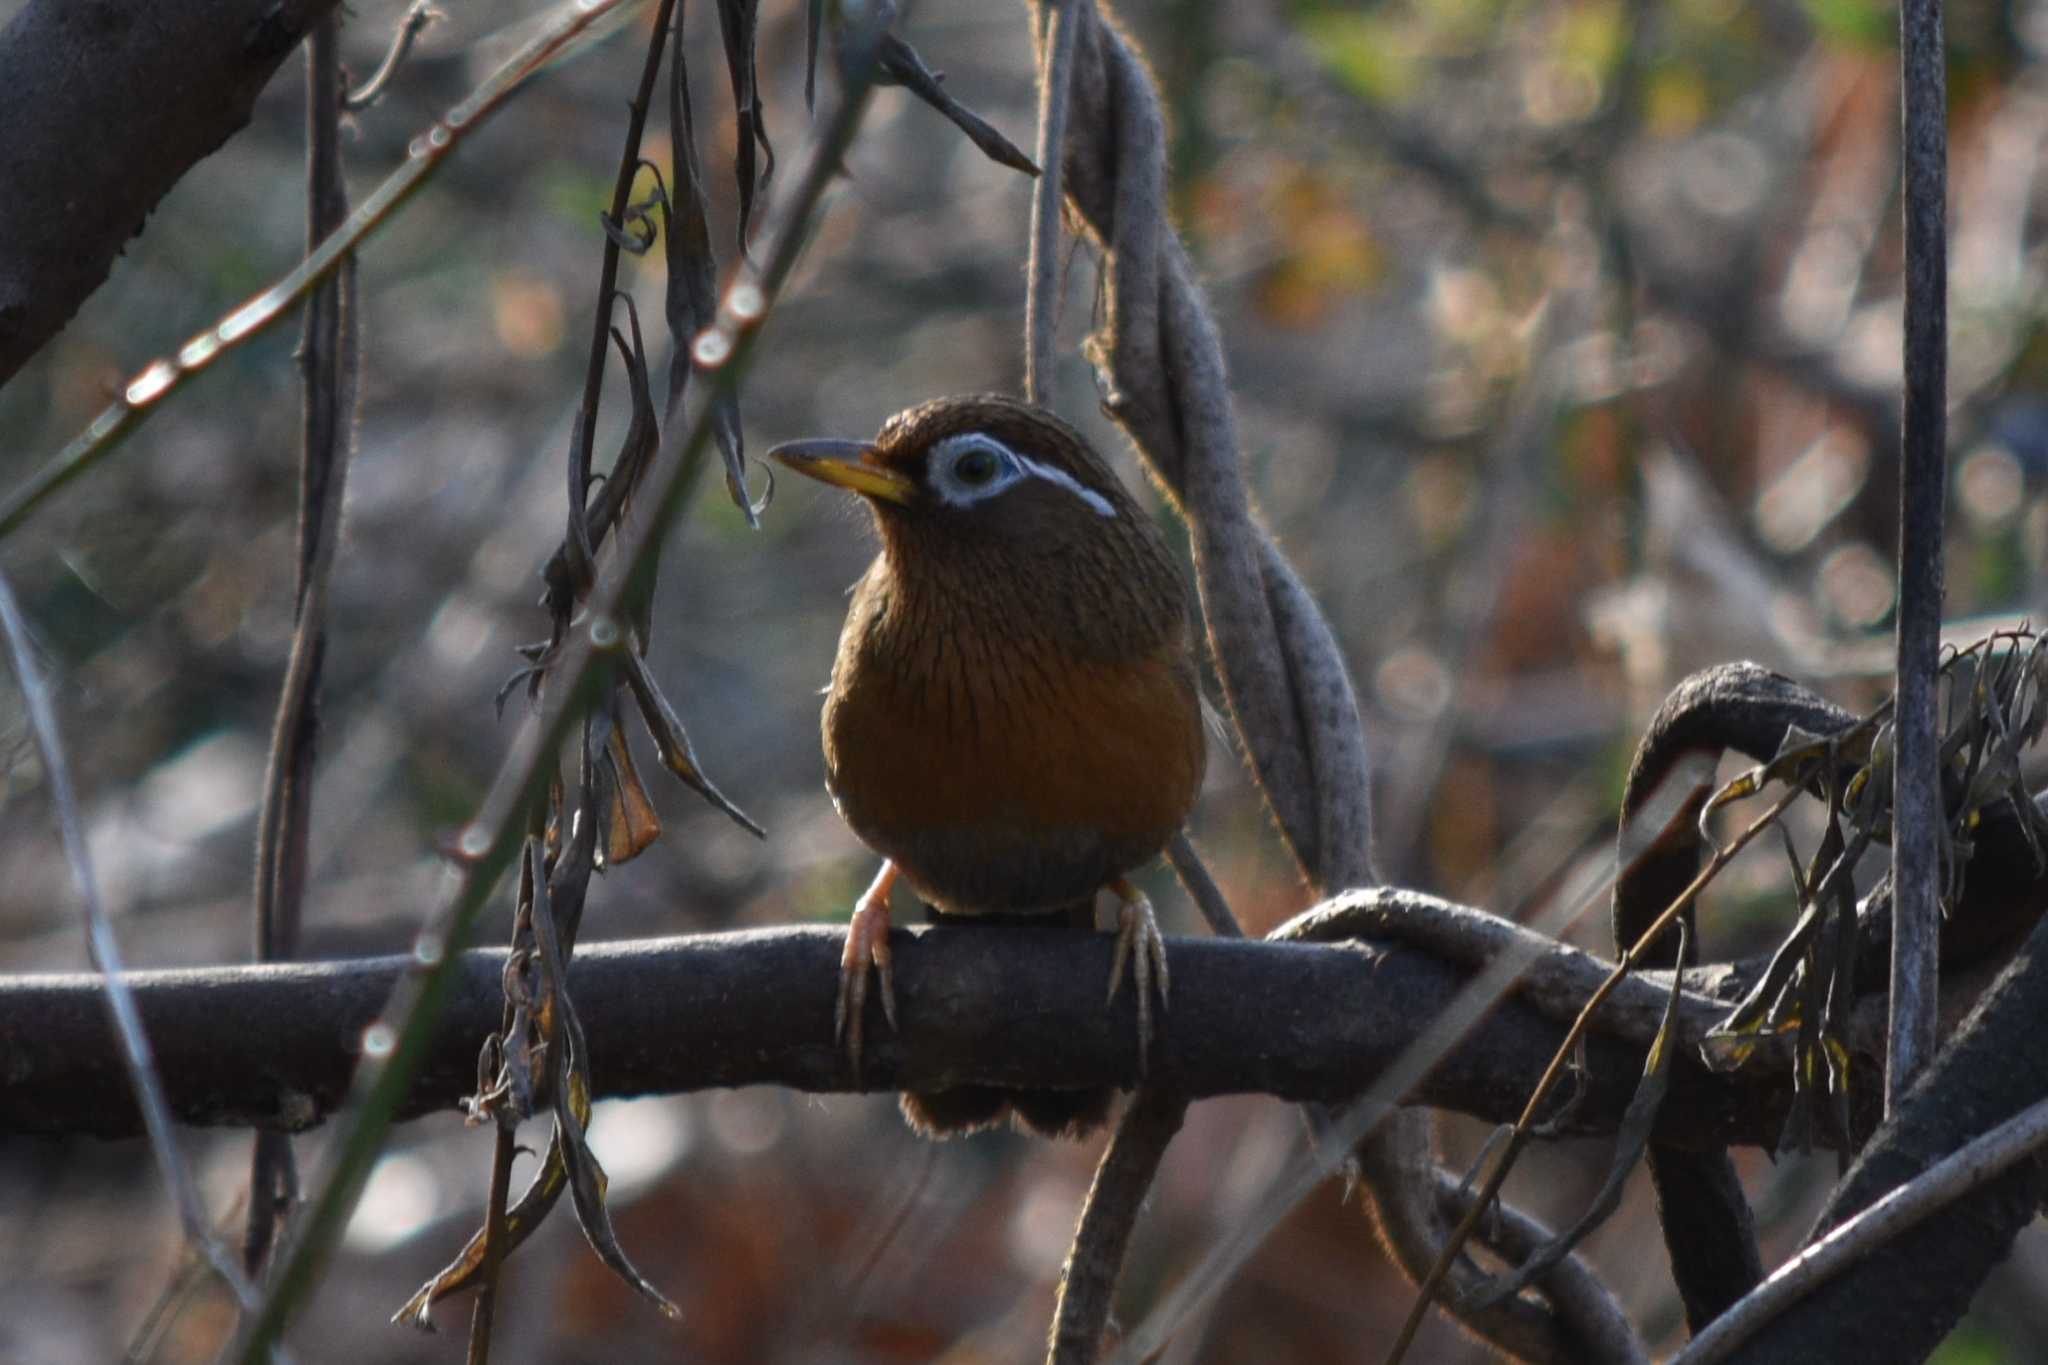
[
  {"left": 669, "top": 6, "right": 752, "bottom": 525},
  {"left": 532, "top": 872, "right": 682, "bottom": 1321},
  {"left": 876, "top": 32, "right": 1039, "bottom": 176},
  {"left": 714, "top": 0, "right": 774, "bottom": 246},
  {"left": 595, "top": 695, "right": 664, "bottom": 868},
  {"left": 622, "top": 650, "right": 765, "bottom": 837},
  {"left": 392, "top": 1132, "right": 573, "bottom": 1331}
]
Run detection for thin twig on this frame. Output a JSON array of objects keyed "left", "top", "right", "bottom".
[
  {"left": 567, "top": 0, "right": 683, "bottom": 530},
  {"left": 804, "top": 1141, "right": 942, "bottom": 1340},
  {"left": 1024, "top": 0, "right": 1076, "bottom": 403},
  {"left": 465, "top": 834, "right": 553, "bottom": 1359},
  {"left": 223, "top": 29, "right": 893, "bottom": 1361},
  {"left": 123, "top": 1243, "right": 215, "bottom": 1364},
  {"left": 464, "top": 1123, "right": 520, "bottom": 1364},
  {"left": 1165, "top": 830, "right": 1240, "bottom": 939},
  {"left": 0, "top": 570, "right": 265, "bottom": 1320},
  {"left": 1676, "top": 1095, "right": 2048, "bottom": 1365},
  {"left": 1888, "top": 0, "right": 1949, "bottom": 1112},
  {"left": 247, "top": 11, "right": 359, "bottom": 1275},
  {"left": 343, "top": 0, "right": 443, "bottom": 113}
]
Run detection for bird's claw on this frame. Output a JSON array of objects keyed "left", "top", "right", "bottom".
[
  {"left": 835, "top": 866, "right": 900, "bottom": 1078},
  {"left": 1107, "top": 890, "right": 1170, "bottom": 1075}
]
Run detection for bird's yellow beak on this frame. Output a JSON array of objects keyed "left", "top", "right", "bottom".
[{"left": 768, "top": 438, "right": 915, "bottom": 505}]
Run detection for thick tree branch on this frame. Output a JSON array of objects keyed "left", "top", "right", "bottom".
[
  {"left": 0, "top": 0, "right": 343, "bottom": 388},
  {"left": 3, "top": 917, "right": 1796, "bottom": 1146}
]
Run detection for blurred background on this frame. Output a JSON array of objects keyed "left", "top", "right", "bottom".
[{"left": 4, "top": 0, "right": 2048, "bottom": 1358}]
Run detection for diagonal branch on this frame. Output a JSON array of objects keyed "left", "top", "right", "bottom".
[
  {"left": 0, "top": 0, "right": 343, "bottom": 388},
  {"left": 1678, "top": 1093, "right": 2048, "bottom": 1364},
  {"left": 0, "top": 571, "right": 263, "bottom": 1316}
]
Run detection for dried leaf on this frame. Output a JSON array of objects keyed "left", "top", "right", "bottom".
[
  {"left": 607, "top": 302, "right": 664, "bottom": 639},
  {"left": 542, "top": 291, "right": 660, "bottom": 644},
  {"left": 1700, "top": 764, "right": 1764, "bottom": 826},
  {"left": 397, "top": 819, "right": 603, "bottom": 1328},
  {"left": 1702, "top": 814, "right": 1853, "bottom": 1073},
  {"left": 392, "top": 1129, "right": 571, "bottom": 1330},
  {"left": 535, "top": 866, "right": 681, "bottom": 1319},
  {"left": 875, "top": 33, "right": 1039, "bottom": 176},
  {"left": 2018, "top": 633, "right": 2048, "bottom": 747},
  {"left": 714, "top": 0, "right": 774, "bottom": 245},
  {"left": 544, "top": 771, "right": 600, "bottom": 955},
  {"left": 668, "top": 6, "right": 752, "bottom": 525},
  {"left": 622, "top": 649, "right": 764, "bottom": 836},
  {"left": 535, "top": 827, "right": 680, "bottom": 1318},
  {"left": 599, "top": 702, "right": 663, "bottom": 866}
]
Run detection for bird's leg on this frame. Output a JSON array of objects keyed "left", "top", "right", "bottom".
[
  {"left": 1106, "top": 877, "right": 1171, "bottom": 1073},
  {"left": 835, "top": 860, "right": 901, "bottom": 1076}
]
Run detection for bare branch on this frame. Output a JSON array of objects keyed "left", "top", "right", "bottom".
[
  {"left": 1888, "top": 0, "right": 1950, "bottom": 1112},
  {"left": 1, "top": 918, "right": 1796, "bottom": 1149},
  {"left": 1165, "top": 831, "right": 1240, "bottom": 940}
]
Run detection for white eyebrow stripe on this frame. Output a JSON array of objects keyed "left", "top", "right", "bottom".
[{"left": 1012, "top": 450, "right": 1117, "bottom": 518}]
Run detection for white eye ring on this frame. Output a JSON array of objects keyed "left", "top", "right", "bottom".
[
  {"left": 929, "top": 433, "right": 1024, "bottom": 506},
  {"left": 928, "top": 432, "right": 1116, "bottom": 518}
]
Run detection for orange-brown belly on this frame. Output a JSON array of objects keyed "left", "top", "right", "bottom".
[{"left": 824, "top": 635, "right": 1204, "bottom": 914}]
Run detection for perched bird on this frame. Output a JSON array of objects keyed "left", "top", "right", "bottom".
[{"left": 771, "top": 395, "right": 1206, "bottom": 1137}]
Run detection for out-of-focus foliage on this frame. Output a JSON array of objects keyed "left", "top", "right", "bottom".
[{"left": 6, "top": 0, "right": 2048, "bottom": 1359}]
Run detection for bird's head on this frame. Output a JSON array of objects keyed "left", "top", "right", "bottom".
[{"left": 769, "top": 395, "right": 1139, "bottom": 558}]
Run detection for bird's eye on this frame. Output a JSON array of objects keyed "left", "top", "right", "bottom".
[{"left": 954, "top": 446, "right": 1002, "bottom": 485}]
